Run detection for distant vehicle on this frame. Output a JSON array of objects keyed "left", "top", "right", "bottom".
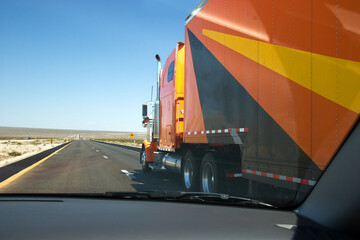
[
  {"left": 28, "top": 137, "right": 31, "bottom": 140},
  {"left": 141, "top": 0, "right": 360, "bottom": 206}
]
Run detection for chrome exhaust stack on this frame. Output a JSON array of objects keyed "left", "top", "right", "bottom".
[
  {"left": 155, "top": 54, "right": 161, "bottom": 101},
  {"left": 154, "top": 54, "right": 161, "bottom": 140}
]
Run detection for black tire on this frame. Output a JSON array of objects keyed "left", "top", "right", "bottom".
[
  {"left": 140, "top": 150, "right": 151, "bottom": 173},
  {"left": 181, "top": 151, "right": 199, "bottom": 192},
  {"left": 200, "top": 153, "right": 226, "bottom": 193}
]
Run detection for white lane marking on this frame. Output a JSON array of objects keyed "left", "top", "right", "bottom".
[
  {"left": 92, "top": 147, "right": 94, "bottom": 148},
  {"left": 96, "top": 150, "right": 99, "bottom": 152},
  {"left": 103, "top": 155, "right": 108, "bottom": 159},
  {"left": 121, "top": 170, "right": 135, "bottom": 180}
]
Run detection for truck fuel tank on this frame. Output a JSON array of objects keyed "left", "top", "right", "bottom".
[{"left": 162, "top": 153, "right": 181, "bottom": 174}]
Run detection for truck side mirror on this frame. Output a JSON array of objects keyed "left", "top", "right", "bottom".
[{"left": 142, "top": 104, "right": 147, "bottom": 118}]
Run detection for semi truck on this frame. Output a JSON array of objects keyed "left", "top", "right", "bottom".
[{"left": 141, "top": 0, "right": 359, "bottom": 204}]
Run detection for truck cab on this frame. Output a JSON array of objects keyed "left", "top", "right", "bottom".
[
  {"left": 141, "top": 42, "right": 185, "bottom": 170},
  {"left": 158, "top": 42, "right": 185, "bottom": 151}
]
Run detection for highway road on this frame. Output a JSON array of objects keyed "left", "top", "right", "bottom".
[{"left": 0, "top": 140, "right": 183, "bottom": 193}]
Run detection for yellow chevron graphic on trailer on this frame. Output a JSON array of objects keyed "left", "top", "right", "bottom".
[{"left": 202, "top": 29, "right": 360, "bottom": 113}]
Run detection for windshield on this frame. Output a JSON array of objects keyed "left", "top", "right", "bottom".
[{"left": 0, "top": 0, "right": 359, "bottom": 209}]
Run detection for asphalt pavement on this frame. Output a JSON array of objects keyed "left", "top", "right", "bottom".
[{"left": 0, "top": 140, "right": 183, "bottom": 193}]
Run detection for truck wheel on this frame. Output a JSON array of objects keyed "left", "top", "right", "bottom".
[
  {"left": 182, "top": 151, "right": 199, "bottom": 192},
  {"left": 140, "top": 150, "right": 151, "bottom": 173},
  {"left": 200, "top": 153, "right": 225, "bottom": 193}
]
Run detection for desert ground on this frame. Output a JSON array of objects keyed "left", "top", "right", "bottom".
[{"left": 0, "top": 139, "right": 65, "bottom": 167}]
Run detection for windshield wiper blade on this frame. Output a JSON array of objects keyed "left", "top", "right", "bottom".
[
  {"left": 170, "top": 192, "right": 276, "bottom": 208},
  {"left": 104, "top": 192, "right": 152, "bottom": 199},
  {"left": 104, "top": 191, "right": 276, "bottom": 208}
]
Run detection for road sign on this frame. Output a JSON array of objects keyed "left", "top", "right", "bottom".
[{"left": 129, "top": 133, "right": 134, "bottom": 138}]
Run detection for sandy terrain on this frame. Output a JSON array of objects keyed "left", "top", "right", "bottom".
[{"left": 0, "top": 139, "right": 65, "bottom": 168}]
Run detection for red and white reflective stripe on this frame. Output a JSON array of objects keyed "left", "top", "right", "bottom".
[
  {"left": 187, "top": 128, "right": 248, "bottom": 135},
  {"left": 157, "top": 147, "right": 175, "bottom": 152},
  {"left": 226, "top": 173, "right": 243, "bottom": 178},
  {"left": 226, "top": 168, "right": 316, "bottom": 186}
]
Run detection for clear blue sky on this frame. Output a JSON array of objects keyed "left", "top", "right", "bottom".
[{"left": 0, "top": 0, "right": 199, "bottom": 132}]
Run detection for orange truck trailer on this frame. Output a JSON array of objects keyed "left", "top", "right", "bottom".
[{"left": 141, "top": 0, "right": 360, "bottom": 204}]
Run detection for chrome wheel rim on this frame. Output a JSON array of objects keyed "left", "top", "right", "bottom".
[
  {"left": 202, "top": 162, "right": 215, "bottom": 193},
  {"left": 183, "top": 159, "right": 193, "bottom": 189},
  {"left": 141, "top": 151, "right": 146, "bottom": 166}
]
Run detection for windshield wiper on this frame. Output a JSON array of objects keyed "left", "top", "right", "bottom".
[
  {"left": 104, "top": 191, "right": 152, "bottom": 199},
  {"left": 0, "top": 192, "right": 276, "bottom": 208},
  {"left": 104, "top": 191, "right": 276, "bottom": 209},
  {"left": 170, "top": 192, "right": 276, "bottom": 208}
]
